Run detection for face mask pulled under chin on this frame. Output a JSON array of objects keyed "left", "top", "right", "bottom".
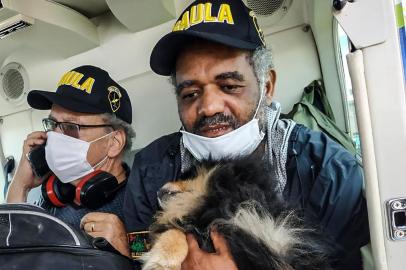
[
  {"left": 181, "top": 118, "right": 265, "bottom": 161},
  {"left": 45, "top": 131, "right": 110, "bottom": 183}
]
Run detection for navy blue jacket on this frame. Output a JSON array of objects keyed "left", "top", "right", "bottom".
[
  {"left": 124, "top": 124, "right": 369, "bottom": 269},
  {"left": 39, "top": 186, "right": 126, "bottom": 231}
]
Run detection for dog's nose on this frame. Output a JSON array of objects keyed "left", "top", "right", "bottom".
[
  {"left": 157, "top": 188, "right": 182, "bottom": 209},
  {"left": 157, "top": 188, "right": 180, "bottom": 203},
  {"left": 157, "top": 188, "right": 168, "bottom": 202}
]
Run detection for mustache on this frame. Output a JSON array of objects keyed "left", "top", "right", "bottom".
[{"left": 192, "top": 113, "right": 241, "bottom": 133}]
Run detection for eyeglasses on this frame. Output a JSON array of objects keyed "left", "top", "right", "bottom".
[{"left": 42, "top": 118, "right": 113, "bottom": 138}]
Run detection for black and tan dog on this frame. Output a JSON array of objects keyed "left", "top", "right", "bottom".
[{"left": 141, "top": 158, "right": 331, "bottom": 270}]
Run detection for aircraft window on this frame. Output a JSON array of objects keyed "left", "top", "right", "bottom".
[{"left": 334, "top": 21, "right": 361, "bottom": 155}]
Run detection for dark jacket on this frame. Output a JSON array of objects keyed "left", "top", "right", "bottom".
[
  {"left": 124, "top": 124, "right": 369, "bottom": 269},
  {"left": 39, "top": 184, "right": 127, "bottom": 231},
  {"left": 38, "top": 164, "right": 131, "bottom": 231}
]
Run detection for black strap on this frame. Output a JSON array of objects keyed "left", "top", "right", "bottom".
[{"left": 104, "top": 163, "right": 130, "bottom": 197}]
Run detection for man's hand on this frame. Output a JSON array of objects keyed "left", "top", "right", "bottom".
[
  {"left": 6, "top": 131, "right": 47, "bottom": 202},
  {"left": 181, "top": 231, "right": 238, "bottom": 270},
  {"left": 81, "top": 212, "right": 130, "bottom": 257}
]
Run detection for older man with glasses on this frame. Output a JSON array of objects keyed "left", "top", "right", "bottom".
[{"left": 6, "top": 65, "right": 135, "bottom": 256}]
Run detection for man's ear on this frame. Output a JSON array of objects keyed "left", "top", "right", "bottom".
[
  {"left": 265, "top": 70, "right": 276, "bottom": 104},
  {"left": 107, "top": 129, "right": 126, "bottom": 158}
]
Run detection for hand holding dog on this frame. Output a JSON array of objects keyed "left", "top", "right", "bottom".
[{"left": 181, "top": 231, "right": 238, "bottom": 270}]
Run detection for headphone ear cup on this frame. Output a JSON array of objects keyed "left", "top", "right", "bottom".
[
  {"left": 41, "top": 175, "right": 75, "bottom": 207},
  {"left": 75, "top": 170, "right": 118, "bottom": 209}
]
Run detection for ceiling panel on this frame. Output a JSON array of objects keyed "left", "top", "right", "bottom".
[{"left": 54, "top": 0, "right": 109, "bottom": 18}]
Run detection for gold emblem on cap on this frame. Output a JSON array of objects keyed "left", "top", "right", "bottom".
[
  {"left": 249, "top": 11, "right": 266, "bottom": 46},
  {"left": 108, "top": 86, "right": 122, "bottom": 112}
]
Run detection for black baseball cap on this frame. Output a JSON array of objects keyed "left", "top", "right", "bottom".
[
  {"left": 27, "top": 65, "right": 132, "bottom": 124},
  {"left": 150, "top": 0, "right": 266, "bottom": 76}
]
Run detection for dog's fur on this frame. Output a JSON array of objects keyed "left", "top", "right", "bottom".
[{"left": 141, "top": 157, "right": 332, "bottom": 270}]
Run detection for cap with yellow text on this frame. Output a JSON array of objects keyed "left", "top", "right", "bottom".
[
  {"left": 27, "top": 65, "right": 132, "bottom": 124},
  {"left": 150, "top": 0, "right": 266, "bottom": 76}
]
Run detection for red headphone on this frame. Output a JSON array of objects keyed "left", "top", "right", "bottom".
[{"left": 41, "top": 169, "right": 127, "bottom": 209}]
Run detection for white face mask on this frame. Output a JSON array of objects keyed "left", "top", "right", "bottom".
[
  {"left": 45, "top": 131, "right": 112, "bottom": 183},
  {"left": 181, "top": 118, "right": 264, "bottom": 161},
  {"left": 181, "top": 90, "right": 266, "bottom": 161}
]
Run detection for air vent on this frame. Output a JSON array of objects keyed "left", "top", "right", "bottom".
[
  {"left": 247, "top": 0, "right": 284, "bottom": 16},
  {"left": 0, "top": 62, "right": 28, "bottom": 105},
  {"left": 243, "top": 0, "right": 292, "bottom": 27},
  {"left": 0, "top": 14, "right": 33, "bottom": 39}
]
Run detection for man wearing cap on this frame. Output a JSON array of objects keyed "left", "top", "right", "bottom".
[
  {"left": 6, "top": 65, "right": 135, "bottom": 256},
  {"left": 122, "top": 0, "right": 369, "bottom": 269}
]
